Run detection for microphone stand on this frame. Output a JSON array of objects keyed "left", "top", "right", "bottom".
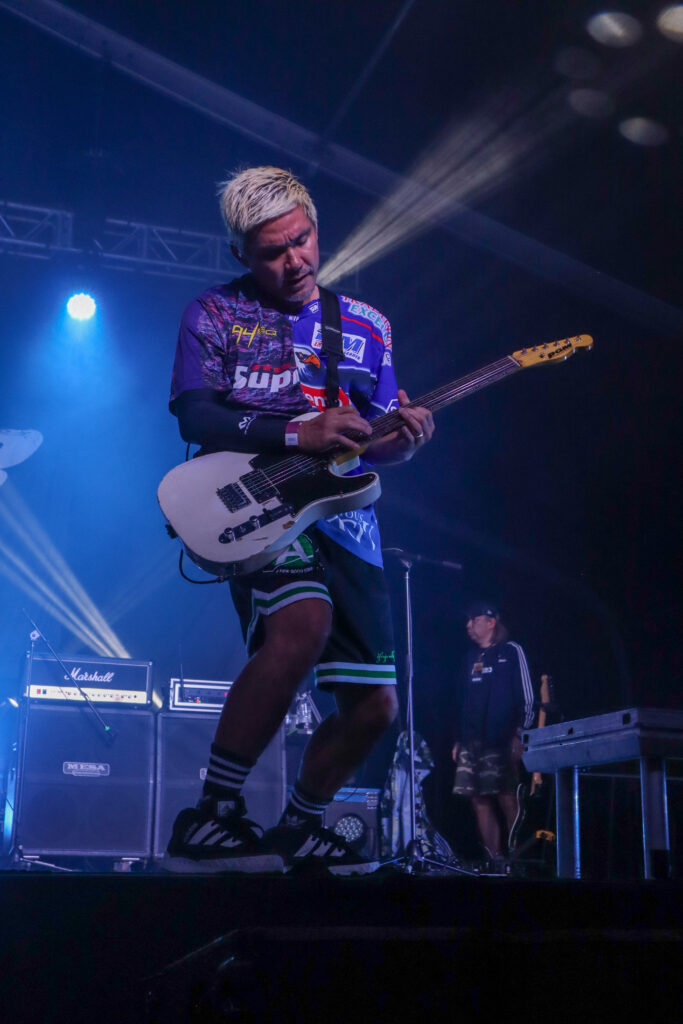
[
  {"left": 22, "top": 612, "right": 116, "bottom": 744},
  {"left": 383, "top": 549, "right": 475, "bottom": 876}
]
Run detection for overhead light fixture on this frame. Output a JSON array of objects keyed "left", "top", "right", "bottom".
[
  {"left": 656, "top": 5, "right": 683, "bottom": 42},
  {"left": 66, "top": 293, "right": 97, "bottom": 321},
  {"left": 618, "top": 117, "right": 669, "bottom": 145},
  {"left": 587, "top": 12, "right": 643, "bottom": 47}
]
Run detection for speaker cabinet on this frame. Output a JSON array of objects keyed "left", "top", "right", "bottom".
[
  {"left": 13, "top": 705, "right": 155, "bottom": 858},
  {"left": 154, "top": 713, "right": 285, "bottom": 856}
]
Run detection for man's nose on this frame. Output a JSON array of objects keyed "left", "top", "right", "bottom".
[{"left": 284, "top": 246, "right": 302, "bottom": 268}]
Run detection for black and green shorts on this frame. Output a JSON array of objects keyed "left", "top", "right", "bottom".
[{"left": 229, "top": 527, "right": 397, "bottom": 691}]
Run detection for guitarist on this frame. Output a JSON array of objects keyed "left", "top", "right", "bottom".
[
  {"left": 451, "top": 601, "right": 535, "bottom": 867},
  {"left": 164, "top": 166, "right": 434, "bottom": 874}
]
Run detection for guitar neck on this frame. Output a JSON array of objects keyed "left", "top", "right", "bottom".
[{"left": 331, "top": 355, "right": 520, "bottom": 456}]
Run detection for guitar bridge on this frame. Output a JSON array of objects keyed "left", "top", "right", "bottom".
[{"left": 216, "top": 481, "right": 250, "bottom": 512}]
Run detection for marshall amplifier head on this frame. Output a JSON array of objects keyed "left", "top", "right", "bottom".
[{"left": 26, "top": 653, "right": 155, "bottom": 707}]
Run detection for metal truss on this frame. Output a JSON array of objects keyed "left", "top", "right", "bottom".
[
  {"left": 0, "top": 199, "right": 236, "bottom": 282},
  {"left": 0, "top": 200, "right": 75, "bottom": 259},
  {"left": 97, "top": 218, "right": 235, "bottom": 281},
  {"left": 0, "top": 199, "right": 360, "bottom": 289}
]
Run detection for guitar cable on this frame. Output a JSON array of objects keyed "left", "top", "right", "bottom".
[{"left": 177, "top": 549, "right": 229, "bottom": 586}]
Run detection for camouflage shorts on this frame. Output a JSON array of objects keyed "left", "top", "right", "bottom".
[{"left": 452, "top": 743, "right": 517, "bottom": 797}]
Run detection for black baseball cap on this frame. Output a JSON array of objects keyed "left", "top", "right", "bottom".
[{"left": 465, "top": 601, "right": 500, "bottom": 620}]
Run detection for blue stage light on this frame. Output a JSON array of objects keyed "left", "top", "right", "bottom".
[{"left": 66, "top": 293, "right": 97, "bottom": 321}]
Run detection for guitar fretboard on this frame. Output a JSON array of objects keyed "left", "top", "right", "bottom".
[{"left": 263, "top": 354, "right": 521, "bottom": 486}]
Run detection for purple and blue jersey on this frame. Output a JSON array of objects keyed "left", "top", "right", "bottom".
[{"left": 170, "top": 274, "right": 399, "bottom": 566}]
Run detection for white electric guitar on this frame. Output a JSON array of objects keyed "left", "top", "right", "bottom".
[{"left": 158, "top": 335, "right": 593, "bottom": 577}]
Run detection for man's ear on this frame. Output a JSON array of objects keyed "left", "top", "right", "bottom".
[{"left": 231, "top": 243, "right": 248, "bottom": 268}]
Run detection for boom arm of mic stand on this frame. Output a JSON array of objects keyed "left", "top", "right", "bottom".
[
  {"left": 383, "top": 548, "right": 462, "bottom": 571},
  {"left": 22, "top": 612, "right": 117, "bottom": 743}
]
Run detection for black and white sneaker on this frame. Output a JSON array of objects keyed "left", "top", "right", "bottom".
[
  {"left": 263, "top": 821, "right": 380, "bottom": 876},
  {"left": 163, "top": 796, "right": 284, "bottom": 874}
]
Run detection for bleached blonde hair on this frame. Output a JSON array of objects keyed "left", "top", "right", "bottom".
[{"left": 218, "top": 166, "right": 318, "bottom": 251}]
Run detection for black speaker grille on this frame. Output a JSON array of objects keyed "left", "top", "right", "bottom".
[
  {"left": 14, "top": 705, "right": 154, "bottom": 857},
  {"left": 154, "top": 713, "right": 285, "bottom": 856}
]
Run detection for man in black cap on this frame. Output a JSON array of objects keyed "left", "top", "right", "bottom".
[{"left": 451, "top": 602, "right": 535, "bottom": 863}]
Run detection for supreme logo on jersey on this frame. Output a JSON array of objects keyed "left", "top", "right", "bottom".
[
  {"left": 233, "top": 363, "right": 299, "bottom": 393},
  {"left": 311, "top": 323, "right": 367, "bottom": 363},
  {"left": 300, "top": 384, "right": 351, "bottom": 412}
]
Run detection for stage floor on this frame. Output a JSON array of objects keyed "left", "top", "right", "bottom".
[{"left": 1, "top": 867, "right": 682, "bottom": 1023}]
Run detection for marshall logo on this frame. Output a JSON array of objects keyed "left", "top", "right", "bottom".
[
  {"left": 63, "top": 762, "right": 110, "bottom": 778},
  {"left": 70, "top": 667, "right": 115, "bottom": 683}
]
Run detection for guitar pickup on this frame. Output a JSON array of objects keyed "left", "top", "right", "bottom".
[
  {"left": 216, "top": 482, "right": 250, "bottom": 512},
  {"left": 261, "top": 502, "right": 292, "bottom": 523}
]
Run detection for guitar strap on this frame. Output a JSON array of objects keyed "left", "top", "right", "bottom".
[{"left": 318, "top": 286, "right": 343, "bottom": 408}]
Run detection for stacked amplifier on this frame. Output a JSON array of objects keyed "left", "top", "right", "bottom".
[
  {"left": 11, "top": 654, "right": 155, "bottom": 859},
  {"left": 6, "top": 655, "right": 285, "bottom": 863},
  {"left": 7, "top": 654, "right": 381, "bottom": 863}
]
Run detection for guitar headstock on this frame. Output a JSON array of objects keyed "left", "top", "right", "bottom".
[{"left": 511, "top": 334, "right": 593, "bottom": 368}]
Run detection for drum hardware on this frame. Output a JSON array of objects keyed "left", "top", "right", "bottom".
[{"left": 284, "top": 691, "right": 321, "bottom": 736}]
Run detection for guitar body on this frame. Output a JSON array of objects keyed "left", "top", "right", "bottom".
[
  {"left": 158, "top": 335, "right": 592, "bottom": 579},
  {"left": 157, "top": 450, "right": 381, "bottom": 576}
]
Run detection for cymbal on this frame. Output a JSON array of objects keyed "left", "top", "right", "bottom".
[{"left": 0, "top": 429, "right": 43, "bottom": 469}]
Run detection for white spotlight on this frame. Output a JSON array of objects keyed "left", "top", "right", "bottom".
[
  {"left": 656, "top": 5, "right": 683, "bottom": 41},
  {"left": 587, "top": 12, "right": 643, "bottom": 47},
  {"left": 66, "top": 293, "right": 97, "bottom": 321},
  {"left": 618, "top": 117, "right": 669, "bottom": 145}
]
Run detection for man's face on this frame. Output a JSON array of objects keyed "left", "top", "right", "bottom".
[
  {"left": 237, "top": 205, "right": 320, "bottom": 309},
  {"left": 466, "top": 614, "right": 496, "bottom": 647}
]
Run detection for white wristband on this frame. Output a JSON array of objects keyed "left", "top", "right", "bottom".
[{"left": 284, "top": 421, "right": 300, "bottom": 448}]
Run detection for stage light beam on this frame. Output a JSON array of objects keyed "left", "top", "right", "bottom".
[
  {"left": 0, "top": 483, "right": 130, "bottom": 658},
  {"left": 319, "top": 83, "right": 577, "bottom": 286}
]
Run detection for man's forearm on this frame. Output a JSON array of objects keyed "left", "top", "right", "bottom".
[{"left": 173, "top": 389, "right": 289, "bottom": 453}]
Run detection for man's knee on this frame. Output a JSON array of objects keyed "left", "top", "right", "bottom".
[{"left": 342, "top": 684, "right": 399, "bottom": 735}]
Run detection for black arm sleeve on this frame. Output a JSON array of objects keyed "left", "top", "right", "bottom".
[{"left": 172, "top": 389, "right": 290, "bottom": 453}]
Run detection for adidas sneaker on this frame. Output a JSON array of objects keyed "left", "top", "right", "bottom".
[
  {"left": 163, "top": 796, "right": 284, "bottom": 874},
  {"left": 263, "top": 821, "right": 380, "bottom": 876}
]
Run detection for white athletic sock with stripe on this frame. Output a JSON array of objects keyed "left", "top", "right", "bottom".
[{"left": 202, "top": 744, "right": 254, "bottom": 807}]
